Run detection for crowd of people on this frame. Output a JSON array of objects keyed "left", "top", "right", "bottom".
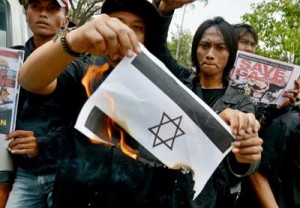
[{"left": 0, "top": 0, "right": 299, "bottom": 207}]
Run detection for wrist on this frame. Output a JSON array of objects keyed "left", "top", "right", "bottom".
[
  {"left": 54, "top": 27, "right": 83, "bottom": 57},
  {"left": 157, "top": 1, "right": 174, "bottom": 16}
]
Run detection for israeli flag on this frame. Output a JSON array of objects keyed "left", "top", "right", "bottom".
[{"left": 75, "top": 45, "right": 234, "bottom": 199}]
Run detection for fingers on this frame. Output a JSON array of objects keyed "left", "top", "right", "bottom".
[
  {"left": 235, "top": 112, "right": 252, "bottom": 135},
  {"left": 6, "top": 130, "right": 34, "bottom": 139},
  {"left": 232, "top": 135, "right": 263, "bottom": 150},
  {"left": 105, "top": 16, "right": 139, "bottom": 60},
  {"left": 219, "top": 109, "right": 260, "bottom": 136},
  {"left": 6, "top": 130, "right": 38, "bottom": 157},
  {"left": 9, "top": 139, "right": 37, "bottom": 155},
  {"left": 220, "top": 109, "right": 262, "bottom": 163},
  {"left": 67, "top": 14, "right": 141, "bottom": 59},
  {"left": 280, "top": 89, "right": 300, "bottom": 108},
  {"left": 282, "top": 89, "right": 299, "bottom": 100},
  {"left": 219, "top": 109, "right": 238, "bottom": 135},
  {"left": 232, "top": 135, "right": 263, "bottom": 163},
  {"left": 239, "top": 114, "right": 260, "bottom": 135}
]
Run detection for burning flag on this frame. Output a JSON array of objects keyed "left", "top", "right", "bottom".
[{"left": 75, "top": 45, "right": 235, "bottom": 199}]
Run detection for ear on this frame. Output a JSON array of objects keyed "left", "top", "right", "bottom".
[{"left": 62, "top": 16, "right": 70, "bottom": 29}]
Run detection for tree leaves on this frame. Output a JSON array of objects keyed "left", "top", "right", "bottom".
[{"left": 242, "top": 0, "right": 300, "bottom": 65}]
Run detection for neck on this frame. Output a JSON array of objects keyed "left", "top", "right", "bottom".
[
  {"left": 199, "top": 74, "right": 224, "bottom": 89},
  {"left": 33, "top": 35, "right": 54, "bottom": 48}
]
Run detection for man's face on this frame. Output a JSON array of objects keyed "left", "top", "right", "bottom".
[
  {"left": 26, "top": 0, "right": 69, "bottom": 38},
  {"left": 107, "top": 11, "right": 146, "bottom": 66},
  {"left": 197, "top": 26, "right": 229, "bottom": 80},
  {"left": 109, "top": 11, "right": 146, "bottom": 43},
  {"left": 238, "top": 32, "right": 257, "bottom": 54}
]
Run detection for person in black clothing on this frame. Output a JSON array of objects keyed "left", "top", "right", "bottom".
[
  {"left": 4, "top": 0, "right": 89, "bottom": 207},
  {"left": 18, "top": 1, "right": 262, "bottom": 207},
  {"left": 149, "top": 16, "right": 264, "bottom": 207},
  {"left": 232, "top": 23, "right": 300, "bottom": 208}
]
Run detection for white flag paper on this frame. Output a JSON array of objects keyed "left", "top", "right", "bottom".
[{"left": 75, "top": 45, "right": 234, "bottom": 199}]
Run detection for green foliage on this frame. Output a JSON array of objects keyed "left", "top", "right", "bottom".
[
  {"left": 242, "top": 0, "right": 300, "bottom": 65},
  {"left": 168, "top": 29, "right": 193, "bottom": 68}
]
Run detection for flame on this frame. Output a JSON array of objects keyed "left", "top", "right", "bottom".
[
  {"left": 82, "top": 64, "right": 138, "bottom": 160},
  {"left": 82, "top": 63, "right": 110, "bottom": 97}
]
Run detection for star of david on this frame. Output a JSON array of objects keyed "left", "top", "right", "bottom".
[{"left": 149, "top": 112, "right": 185, "bottom": 150}]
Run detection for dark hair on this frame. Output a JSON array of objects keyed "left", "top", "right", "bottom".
[
  {"left": 101, "top": 0, "right": 159, "bottom": 48},
  {"left": 191, "top": 16, "right": 238, "bottom": 86},
  {"left": 232, "top": 23, "right": 258, "bottom": 44}
]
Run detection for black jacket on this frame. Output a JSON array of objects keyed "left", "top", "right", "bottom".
[
  {"left": 12, "top": 37, "right": 90, "bottom": 174},
  {"left": 52, "top": 7, "right": 258, "bottom": 208},
  {"left": 147, "top": 10, "right": 259, "bottom": 207}
]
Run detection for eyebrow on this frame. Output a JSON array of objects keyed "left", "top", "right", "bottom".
[{"left": 240, "top": 39, "right": 256, "bottom": 44}]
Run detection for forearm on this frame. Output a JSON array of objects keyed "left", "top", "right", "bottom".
[
  {"left": 0, "top": 183, "right": 11, "bottom": 208},
  {"left": 227, "top": 154, "right": 259, "bottom": 177},
  {"left": 156, "top": 0, "right": 196, "bottom": 15},
  {"left": 249, "top": 172, "right": 279, "bottom": 208},
  {"left": 147, "top": 3, "right": 189, "bottom": 78},
  {"left": 18, "top": 35, "right": 74, "bottom": 95}
]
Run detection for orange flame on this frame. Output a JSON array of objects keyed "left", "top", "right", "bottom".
[
  {"left": 82, "top": 63, "right": 110, "bottom": 97},
  {"left": 82, "top": 64, "right": 138, "bottom": 160}
]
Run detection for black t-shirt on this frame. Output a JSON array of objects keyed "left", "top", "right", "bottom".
[
  {"left": 200, "top": 87, "right": 226, "bottom": 107},
  {"left": 14, "top": 52, "right": 90, "bottom": 173}
]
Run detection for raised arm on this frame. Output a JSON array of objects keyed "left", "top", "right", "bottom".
[
  {"left": 148, "top": 0, "right": 195, "bottom": 79},
  {"left": 156, "top": 0, "right": 196, "bottom": 14},
  {"left": 18, "top": 14, "right": 141, "bottom": 95}
]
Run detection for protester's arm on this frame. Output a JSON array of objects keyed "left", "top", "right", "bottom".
[
  {"left": 0, "top": 183, "right": 10, "bottom": 208},
  {"left": 18, "top": 14, "right": 141, "bottom": 95},
  {"left": 249, "top": 172, "right": 279, "bottom": 208},
  {"left": 0, "top": 171, "right": 13, "bottom": 208},
  {"left": 156, "top": 0, "right": 195, "bottom": 15},
  {"left": 146, "top": 0, "right": 193, "bottom": 79}
]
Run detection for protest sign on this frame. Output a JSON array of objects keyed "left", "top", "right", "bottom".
[
  {"left": 0, "top": 47, "right": 23, "bottom": 148},
  {"left": 230, "top": 50, "right": 300, "bottom": 104},
  {"left": 0, "top": 47, "right": 24, "bottom": 171}
]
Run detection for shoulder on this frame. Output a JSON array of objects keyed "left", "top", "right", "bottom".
[{"left": 223, "top": 86, "right": 255, "bottom": 113}]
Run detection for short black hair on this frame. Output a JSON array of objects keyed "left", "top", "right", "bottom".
[
  {"left": 191, "top": 16, "right": 238, "bottom": 86},
  {"left": 233, "top": 23, "right": 258, "bottom": 45},
  {"left": 101, "top": 0, "right": 159, "bottom": 48}
]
